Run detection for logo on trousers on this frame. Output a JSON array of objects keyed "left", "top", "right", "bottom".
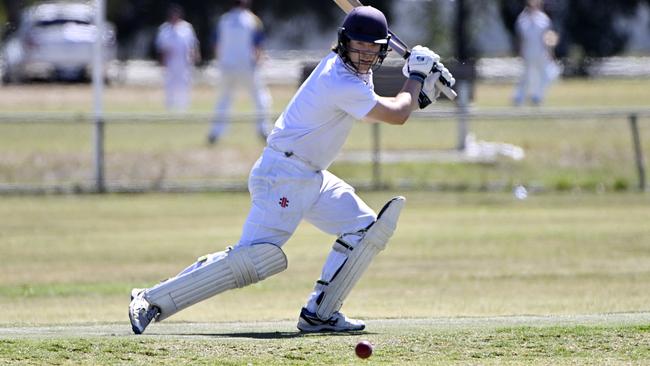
[{"left": 278, "top": 197, "right": 289, "bottom": 208}]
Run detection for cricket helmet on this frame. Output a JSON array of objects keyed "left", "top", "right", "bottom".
[{"left": 335, "top": 6, "right": 391, "bottom": 73}]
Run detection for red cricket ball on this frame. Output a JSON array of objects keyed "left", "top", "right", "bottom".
[{"left": 355, "top": 340, "right": 373, "bottom": 359}]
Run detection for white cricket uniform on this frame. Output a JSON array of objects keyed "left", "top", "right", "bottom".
[
  {"left": 133, "top": 52, "right": 393, "bottom": 326},
  {"left": 156, "top": 20, "right": 198, "bottom": 111},
  {"left": 513, "top": 8, "right": 557, "bottom": 105},
  {"left": 210, "top": 8, "right": 272, "bottom": 139},
  {"left": 237, "top": 51, "right": 379, "bottom": 247}
]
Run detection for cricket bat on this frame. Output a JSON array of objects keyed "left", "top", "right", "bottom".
[{"left": 333, "top": 0, "right": 457, "bottom": 101}]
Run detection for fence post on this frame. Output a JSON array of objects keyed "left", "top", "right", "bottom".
[
  {"left": 93, "top": 118, "right": 105, "bottom": 193},
  {"left": 456, "top": 80, "right": 470, "bottom": 150},
  {"left": 372, "top": 123, "right": 381, "bottom": 189},
  {"left": 92, "top": 0, "right": 106, "bottom": 193},
  {"left": 629, "top": 113, "right": 646, "bottom": 191}
]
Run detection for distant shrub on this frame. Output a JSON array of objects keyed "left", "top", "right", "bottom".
[
  {"left": 554, "top": 178, "right": 573, "bottom": 191},
  {"left": 613, "top": 178, "right": 629, "bottom": 191}
]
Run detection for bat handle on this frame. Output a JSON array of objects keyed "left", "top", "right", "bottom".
[{"left": 435, "top": 81, "right": 457, "bottom": 101}]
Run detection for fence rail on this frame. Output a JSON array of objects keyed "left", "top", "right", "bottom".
[
  {"left": 2, "top": 107, "right": 649, "bottom": 123},
  {"left": 0, "top": 107, "right": 647, "bottom": 194}
]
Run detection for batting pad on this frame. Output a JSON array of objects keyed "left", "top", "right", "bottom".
[
  {"left": 145, "top": 243, "right": 287, "bottom": 321},
  {"left": 315, "top": 196, "right": 405, "bottom": 320}
]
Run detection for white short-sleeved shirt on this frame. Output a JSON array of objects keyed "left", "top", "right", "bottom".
[
  {"left": 155, "top": 20, "right": 198, "bottom": 69},
  {"left": 516, "top": 9, "right": 551, "bottom": 59},
  {"left": 267, "top": 52, "right": 379, "bottom": 171},
  {"left": 216, "top": 8, "right": 264, "bottom": 70}
]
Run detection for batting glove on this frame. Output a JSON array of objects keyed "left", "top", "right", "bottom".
[
  {"left": 433, "top": 62, "right": 456, "bottom": 88},
  {"left": 418, "top": 64, "right": 455, "bottom": 109},
  {"left": 402, "top": 45, "right": 440, "bottom": 85}
]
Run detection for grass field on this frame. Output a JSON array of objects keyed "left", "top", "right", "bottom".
[
  {"left": 1, "top": 191, "right": 649, "bottom": 364},
  {"left": 1, "top": 76, "right": 649, "bottom": 363}
]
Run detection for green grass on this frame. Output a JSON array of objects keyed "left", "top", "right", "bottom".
[
  {"left": 1, "top": 191, "right": 649, "bottom": 322},
  {"left": 2, "top": 324, "right": 649, "bottom": 365},
  {"left": 1, "top": 191, "right": 649, "bottom": 363}
]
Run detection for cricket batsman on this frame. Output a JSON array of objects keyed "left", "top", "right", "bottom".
[{"left": 130, "top": 5, "right": 455, "bottom": 334}]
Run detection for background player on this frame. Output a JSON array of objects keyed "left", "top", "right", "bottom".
[
  {"left": 207, "top": 0, "right": 272, "bottom": 144},
  {"left": 155, "top": 3, "right": 200, "bottom": 112},
  {"left": 512, "top": 0, "right": 559, "bottom": 106},
  {"left": 130, "top": 5, "right": 454, "bottom": 334}
]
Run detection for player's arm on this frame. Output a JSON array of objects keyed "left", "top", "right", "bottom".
[
  {"left": 365, "top": 45, "right": 440, "bottom": 125},
  {"left": 252, "top": 14, "right": 265, "bottom": 65},
  {"left": 155, "top": 28, "right": 168, "bottom": 65},
  {"left": 213, "top": 23, "right": 220, "bottom": 61},
  {"left": 365, "top": 80, "right": 421, "bottom": 125},
  {"left": 191, "top": 26, "right": 201, "bottom": 64},
  {"left": 156, "top": 48, "right": 167, "bottom": 65}
]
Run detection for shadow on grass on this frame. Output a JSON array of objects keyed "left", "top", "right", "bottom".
[{"left": 179, "top": 330, "right": 374, "bottom": 339}]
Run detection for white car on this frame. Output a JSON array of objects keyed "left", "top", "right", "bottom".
[{"left": 1, "top": 2, "right": 116, "bottom": 83}]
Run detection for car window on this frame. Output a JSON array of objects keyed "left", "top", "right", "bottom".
[{"left": 35, "top": 19, "right": 92, "bottom": 27}]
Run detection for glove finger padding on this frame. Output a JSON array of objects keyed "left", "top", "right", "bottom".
[
  {"left": 434, "top": 62, "right": 456, "bottom": 87},
  {"left": 418, "top": 71, "right": 442, "bottom": 109}
]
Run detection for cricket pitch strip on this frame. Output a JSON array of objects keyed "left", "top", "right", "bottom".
[{"left": 2, "top": 312, "right": 649, "bottom": 339}]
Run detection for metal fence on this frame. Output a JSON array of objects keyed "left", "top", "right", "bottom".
[{"left": 0, "top": 107, "right": 648, "bottom": 194}]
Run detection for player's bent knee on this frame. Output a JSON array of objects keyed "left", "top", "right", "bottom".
[{"left": 146, "top": 243, "right": 287, "bottom": 321}]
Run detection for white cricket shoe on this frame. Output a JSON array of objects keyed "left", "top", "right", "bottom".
[
  {"left": 128, "top": 288, "right": 160, "bottom": 335},
  {"left": 297, "top": 307, "right": 365, "bottom": 333}
]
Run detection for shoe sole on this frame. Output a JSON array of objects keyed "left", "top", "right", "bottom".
[{"left": 297, "top": 323, "right": 365, "bottom": 333}]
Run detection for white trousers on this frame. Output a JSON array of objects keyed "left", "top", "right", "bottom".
[
  {"left": 238, "top": 147, "right": 376, "bottom": 247},
  {"left": 210, "top": 68, "right": 272, "bottom": 138},
  {"left": 513, "top": 55, "right": 556, "bottom": 105},
  {"left": 238, "top": 147, "right": 377, "bottom": 312},
  {"left": 164, "top": 66, "right": 192, "bottom": 112}
]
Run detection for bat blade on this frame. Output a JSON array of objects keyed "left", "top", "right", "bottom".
[
  {"left": 332, "top": 0, "right": 457, "bottom": 101},
  {"left": 332, "top": 0, "right": 356, "bottom": 14},
  {"left": 387, "top": 30, "right": 409, "bottom": 57},
  {"left": 339, "top": 0, "right": 364, "bottom": 8}
]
